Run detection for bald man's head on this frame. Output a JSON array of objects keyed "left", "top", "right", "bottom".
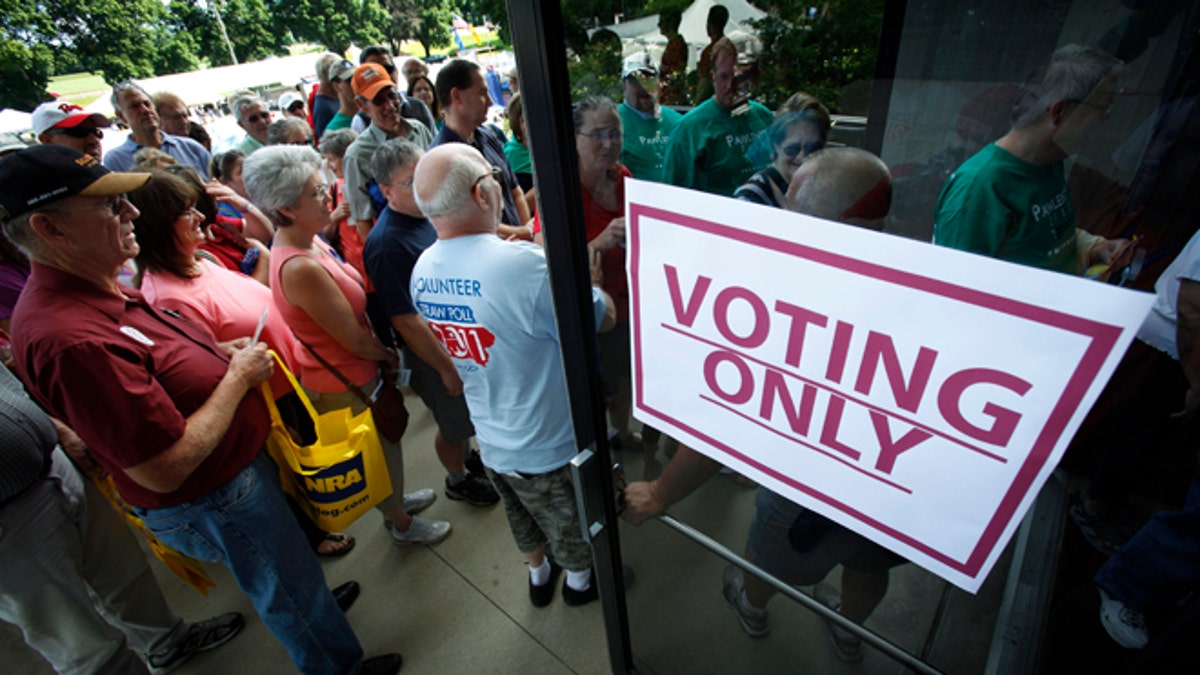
[
  {"left": 786, "top": 147, "right": 892, "bottom": 230},
  {"left": 414, "top": 143, "right": 499, "bottom": 237}
]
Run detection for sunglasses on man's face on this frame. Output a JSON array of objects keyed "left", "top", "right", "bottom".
[{"left": 51, "top": 126, "right": 103, "bottom": 139}]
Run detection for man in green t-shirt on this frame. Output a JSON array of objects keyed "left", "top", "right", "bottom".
[
  {"left": 618, "top": 53, "right": 684, "bottom": 182},
  {"left": 661, "top": 38, "right": 772, "bottom": 197},
  {"left": 933, "top": 44, "right": 1126, "bottom": 275}
]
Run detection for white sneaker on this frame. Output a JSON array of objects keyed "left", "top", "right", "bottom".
[
  {"left": 813, "top": 584, "right": 862, "bottom": 662},
  {"left": 402, "top": 488, "right": 436, "bottom": 515},
  {"left": 1099, "top": 588, "right": 1149, "bottom": 649},
  {"left": 721, "top": 566, "right": 769, "bottom": 637},
  {"left": 389, "top": 516, "right": 451, "bottom": 545}
]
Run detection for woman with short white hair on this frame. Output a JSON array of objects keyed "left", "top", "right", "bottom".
[{"left": 244, "top": 145, "right": 451, "bottom": 545}]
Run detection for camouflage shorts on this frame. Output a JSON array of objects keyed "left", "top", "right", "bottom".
[{"left": 485, "top": 464, "right": 593, "bottom": 571}]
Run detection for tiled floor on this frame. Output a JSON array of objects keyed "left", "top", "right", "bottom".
[{"left": 2, "top": 392, "right": 1005, "bottom": 674}]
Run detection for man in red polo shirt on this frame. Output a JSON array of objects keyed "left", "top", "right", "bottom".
[{"left": 0, "top": 145, "right": 401, "bottom": 675}]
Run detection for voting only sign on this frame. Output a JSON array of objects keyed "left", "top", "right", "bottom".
[{"left": 626, "top": 179, "right": 1154, "bottom": 592}]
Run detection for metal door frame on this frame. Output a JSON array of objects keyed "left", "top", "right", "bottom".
[{"left": 504, "top": 3, "right": 944, "bottom": 673}]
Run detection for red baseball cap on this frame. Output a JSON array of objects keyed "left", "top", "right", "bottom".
[{"left": 31, "top": 100, "right": 112, "bottom": 136}]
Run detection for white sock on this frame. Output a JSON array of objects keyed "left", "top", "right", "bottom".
[
  {"left": 529, "top": 559, "right": 551, "bottom": 586},
  {"left": 565, "top": 568, "right": 592, "bottom": 591},
  {"left": 447, "top": 470, "right": 468, "bottom": 486}
]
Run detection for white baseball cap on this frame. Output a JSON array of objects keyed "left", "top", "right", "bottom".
[
  {"left": 622, "top": 52, "right": 658, "bottom": 80},
  {"left": 279, "top": 92, "right": 305, "bottom": 112},
  {"left": 31, "top": 100, "right": 112, "bottom": 136}
]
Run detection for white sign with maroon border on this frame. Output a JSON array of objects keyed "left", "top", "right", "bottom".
[{"left": 626, "top": 179, "right": 1154, "bottom": 592}]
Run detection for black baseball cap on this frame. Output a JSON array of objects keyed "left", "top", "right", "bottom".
[{"left": 0, "top": 145, "right": 150, "bottom": 221}]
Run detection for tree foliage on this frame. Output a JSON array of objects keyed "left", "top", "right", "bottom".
[
  {"left": 267, "top": 0, "right": 387, "bottom": 55},
  {"left": 0, "top": 0, "right": 52, "bottom": 108},
  {"left": 167, "top": 0, "right": 288, "bottom": 68},
  {"left": 1, "top": 0, "right": 445, "bottom": 110},
  {"left": 464, "top": 0, "right": 646, "bottom": 50},
  {"left": 0, "top": 0, "right": 169, "bottom": 88},
  {"left": 381, "top": 0, "right": 453, "bottom": 57},
  {"left": 0, "top": 39, "right": 53, "bottom": 111},
  {"left": 748, "top": 0, "right": 885, "bottom": 112}
]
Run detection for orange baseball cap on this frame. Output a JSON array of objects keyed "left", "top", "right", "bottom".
[{"left": 352, "top": 63, "right": 396, "bottom": 100}]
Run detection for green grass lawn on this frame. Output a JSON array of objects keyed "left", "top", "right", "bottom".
[{"left": 47, "top": 72, "right": 108, "bottom": 97}]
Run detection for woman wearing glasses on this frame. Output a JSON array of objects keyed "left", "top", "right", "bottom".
[
  {"left": 127, "top": 169, "right": 356, "bottom": 557},
  {"left": 245, "top": 145, "right": 452, "bottom": 545},
  {"left": 531, "top": 96, "right": 643, "bottom": 449},
  {"left": 735, "top": 92, "right": 831, "bottom": 209}
]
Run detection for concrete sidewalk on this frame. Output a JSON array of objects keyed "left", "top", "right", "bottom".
[{"left": 2, "top": 391, "right": 1005, "bottom": 673}]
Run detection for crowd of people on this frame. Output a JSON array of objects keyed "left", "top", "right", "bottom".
[{"left": 0, "top": 11, "right": 1195, "bottom": 673}]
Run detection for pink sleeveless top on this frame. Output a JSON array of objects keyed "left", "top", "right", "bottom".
[{"left": 270, "top": 239, "right": 378, "bottom": 393}]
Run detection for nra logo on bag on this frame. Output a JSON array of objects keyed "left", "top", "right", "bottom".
[{"left": 302, "top": 454, "right": 367, "bottom": 503}]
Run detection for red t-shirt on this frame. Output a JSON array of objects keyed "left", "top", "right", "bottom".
[
  {"left": 199, "top": 214, "right": 250, "bottom": 273},
  {"left": 531, "top": 164, "right": 630, "bottom": 321},
  {"left": 12, "top": 263, "right": 269, "bottom": 509},
  {"left": 332, "top": 179, "right": 373, "bottom": 293}
]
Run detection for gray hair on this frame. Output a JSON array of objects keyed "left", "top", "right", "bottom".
[
  {"left": 1, "top": 213, "right": 46, "bottom": 260},
  {"left": 318, "top": 128, "right": 358, "bottom": 158},
  {"left": 415, "top": 151, "right": 483, "bottom": 219},
  {"left": 266, "top": 117, "right": 312, "bottom": 145},
  {"left": 110, "top": 81, "right": 150, "bottom": 112},
  {"left": 243, "top": 145, "right": 323, "bottom": 228},
  {"left": 789, "top": 147, "right": 890, "bottom": 222},
  {"left": 316, "top": 52, "right": 342, "bottom": 85},
  {"left": 232, "top": 95, "right": 266, "bottom": 123},
  {"left": 371, "top": 139, "right": 423, "bottom": 186},
  {"left": 1012, "top": 44, "right": 1123, "bottom": 128},
  {"left": 573, "top": 95, "right": 619, "bottom": 131}
]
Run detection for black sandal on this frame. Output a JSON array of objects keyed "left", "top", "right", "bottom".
[{"left": 315, "top": 533, "right": 356, "bottom": 557}]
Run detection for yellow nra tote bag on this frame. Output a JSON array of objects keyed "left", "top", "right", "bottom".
[{"left": 260, "top": 350, "right": 393, "bottom": 531}]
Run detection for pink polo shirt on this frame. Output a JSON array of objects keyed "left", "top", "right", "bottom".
[{"left": 141, "top": 259, "right": 299, "bottom": 397}]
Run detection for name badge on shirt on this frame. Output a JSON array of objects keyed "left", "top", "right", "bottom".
[{"left": 119, "top": 326, "right": 155, "bottom": 346}]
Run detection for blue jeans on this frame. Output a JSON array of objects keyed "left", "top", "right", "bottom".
[
  {"left": 1096, "top": 457, "right": 1200, "bottom": 610},
  {"left": 135, "top": 453, "right": 363, "bottom": 674}
]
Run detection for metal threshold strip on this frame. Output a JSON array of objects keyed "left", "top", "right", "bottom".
[{"left": 654, "top": 513, "right": 945, "bottom": 675}]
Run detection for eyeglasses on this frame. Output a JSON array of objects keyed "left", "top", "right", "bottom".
[
  {"left": 50, "top": 127, "right": 103, "bottom": 139},
  {"left": 1069, "top": 99, "right": 1113, "bottom": 118},
  {"left": 370, "top": 90, "right": 401, "bottom": 107},
  {"left": 289, "top": 138, "right": 314, "bottom": 146},
  {"left": 781, "top": 139, "right": 825, "bottom": 158},
  {"left": 162, "top": 112, "right": 189, "bottom": 122},
  {"left": 380, "top": 177, "right": 415, "bottom": 190},
  {"left": 577, "top": 128, "right": 622, "bottom": 143},
  {"left": 312, "top": 183, "right": 331, "bottom": 201},
  {"left": 244, "top": 112, "right": 270, "bottom": 124},
  {"left": 474, "top": 166, "right": 502, "bottom": 189}
]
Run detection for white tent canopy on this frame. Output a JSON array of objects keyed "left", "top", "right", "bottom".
[
  {"left": 83, "top": 52, "right": 321, "bottom": 117},
  {"left": 0, "top": 109, "right": 33, "bottom": 134},
  {"left": 607, "top": 0, "right": 766, "bottom": 70}
]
